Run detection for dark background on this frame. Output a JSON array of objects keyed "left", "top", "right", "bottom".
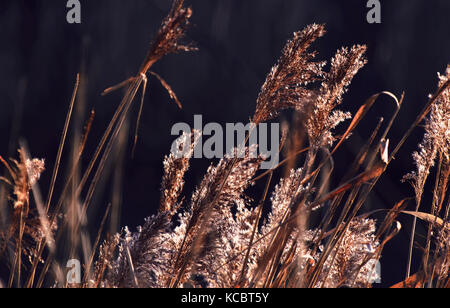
[{"left": 0, "top": 0, "right": 449, "bottom": 287}]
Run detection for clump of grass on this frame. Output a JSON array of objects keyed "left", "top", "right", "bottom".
[
  {"left": 402, "top": 65, "right": 450, "bottom": 286},
  {"left": 0, "top": 0, "right": 448, "bottom": 288}
]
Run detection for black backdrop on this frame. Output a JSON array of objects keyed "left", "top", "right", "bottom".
[{"left": 0, "top": 0, "right": 449, "bottom": 287}]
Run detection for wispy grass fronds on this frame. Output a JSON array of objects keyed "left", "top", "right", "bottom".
[
  {"left": 306, "top": 45, "right": 367, "bottom": 148},
  {"left": 0, "top": 149, "right": 55, "bottom": 287},
  {"left": 253, "top": 24, "right": 326, "bottom": 124},
  {"left": 0, "top": 0, "right": 448, "bottom": 289},
  {"left": 316, "top": 218, "right": 380, "bottom": 288},
  {"left": 403, "top": 65, "right": 450, "bottom": 280},
  {"left": 160, "top": 130, "right": 201, "bottom": 214},
  {"left": 403, "top": 66, "right": 450, "bottom": 199}
]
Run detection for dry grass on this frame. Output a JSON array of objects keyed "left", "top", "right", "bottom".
[{"left": 0, "top": 0, "right": 448, "bottom": 288}]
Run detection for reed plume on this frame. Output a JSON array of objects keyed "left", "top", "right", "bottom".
[{"left": 0, "top": 0, "right": 448, "bottom": 289}]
